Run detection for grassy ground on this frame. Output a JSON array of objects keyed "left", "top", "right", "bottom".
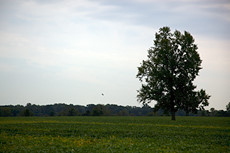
[{"left": 0, "top": 116, "right": 229, "bottom": 152}]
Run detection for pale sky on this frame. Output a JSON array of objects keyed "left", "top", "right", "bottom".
[{"left": 0, "top": 0, "right": 229, "bottom": 110}]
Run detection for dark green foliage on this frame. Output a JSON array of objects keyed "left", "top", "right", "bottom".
[
  {"left": 1, "top": 103, "right": 229, "bottom": 117},
  {"left": 137, "top": 27, "right": 210, "bottom": 120},
  {"left": 226, "top": 102, "right": 230, "bottom": 111},
  {"left": 92, "top": 104, "right": 111, "bottom": 116},
  {"left": 59, "top": 106, "right": 79, "bottom": 116},
  {"left": 118, "top": 108, "right": 129, "bottom": 116},
  {"left": 21, "top": 109, "right": 34, "bottom": 116},
  {"left": 0, "top": 103, "right": 154, "bottom": 117},
  {"left": 0, "top": 107, "right": 12, "bottom": 117},
  {"left": 49, "top": 111, "right": 55, "bottom": 116}
]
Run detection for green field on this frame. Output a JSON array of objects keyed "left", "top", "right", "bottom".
[{"left": 0, "top": 116, "right": 229, "bottom": 152}]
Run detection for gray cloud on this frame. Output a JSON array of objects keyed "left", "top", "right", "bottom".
[{"left": 0, "top": 0, "right": 229, "bottom": 109}]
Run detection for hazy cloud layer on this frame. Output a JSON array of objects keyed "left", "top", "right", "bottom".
[{"left": 0, "top": 0, "right": 229, "bottom": 109}]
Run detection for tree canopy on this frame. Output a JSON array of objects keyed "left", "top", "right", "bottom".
[
  {"left": 1, "top": 103, "right": 229, "bottom": 117},
  {"left": 137, "top": 27, "right": 210, "bottom": 120}
]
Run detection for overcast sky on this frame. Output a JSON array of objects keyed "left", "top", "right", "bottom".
[{"left": 0, "top": 0, "right": 229, "bottom": 110}]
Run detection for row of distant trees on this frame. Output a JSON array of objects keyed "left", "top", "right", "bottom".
[
  {"left": 0, "top": 103, "right": 229, "bottom": 117},
  {"left": 0, "top": 103, "right": 152, "bottom": 117}
]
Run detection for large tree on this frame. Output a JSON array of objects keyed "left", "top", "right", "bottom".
[{"left": 137, "top": 27, "right": 210, "bottom": 120}]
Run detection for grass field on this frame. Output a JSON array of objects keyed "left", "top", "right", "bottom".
[{"left": 0, "top": 116, "right": 229, "bottom": 152}]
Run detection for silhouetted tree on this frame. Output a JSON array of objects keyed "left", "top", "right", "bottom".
[
  {"left": 137, "top": 27, "right": 210, "bottom": 120},
  {"left": 118, "top": 109, "right": 129, "bottom": 116},
  {"left": 92, "top": 106, "right": 103, "bottom": 116},
  {"left": 91, "top": 104, "right": 110, "bottom": 116},
  {"left": 210, "top": 108, "right": 216, "bottom": 116},
  {"left": 21, "top": 109, "right": 33, "bottom": 116},
  {"left": 26, "top": 103, "right": 32, "bottom": 107},
  {"left": 59, "top": 106, "right": 78, "bottom": 116},
  {"left": 6, "top": 103, "right": 230, "bottom": 117},
  {"left": 0, "top": 107, "right": 13, "bottom": 117},
  {"left": 226, "top": 102, "right": 230, "bottom": 112},
  {"left": 83, "top": 110, "right": 91, "bottom": 116},
  {"left": 216, "top": 110, "right": 227, "bottom": 117},
  {"left": 68, "top": 108, "right": 78, "bottom": 116}
]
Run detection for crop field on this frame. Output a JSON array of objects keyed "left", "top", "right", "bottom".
[{"left": 0, "top": 116, "right": 229, "bottom": 152}]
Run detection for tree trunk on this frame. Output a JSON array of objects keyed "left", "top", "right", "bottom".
[{"left": 171, "top": 110, "right": 176, "bottom": 120}]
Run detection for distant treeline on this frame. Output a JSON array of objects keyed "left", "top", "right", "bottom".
[{"left": 0, "top": 103, "right": 229, "bottom": 117}]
